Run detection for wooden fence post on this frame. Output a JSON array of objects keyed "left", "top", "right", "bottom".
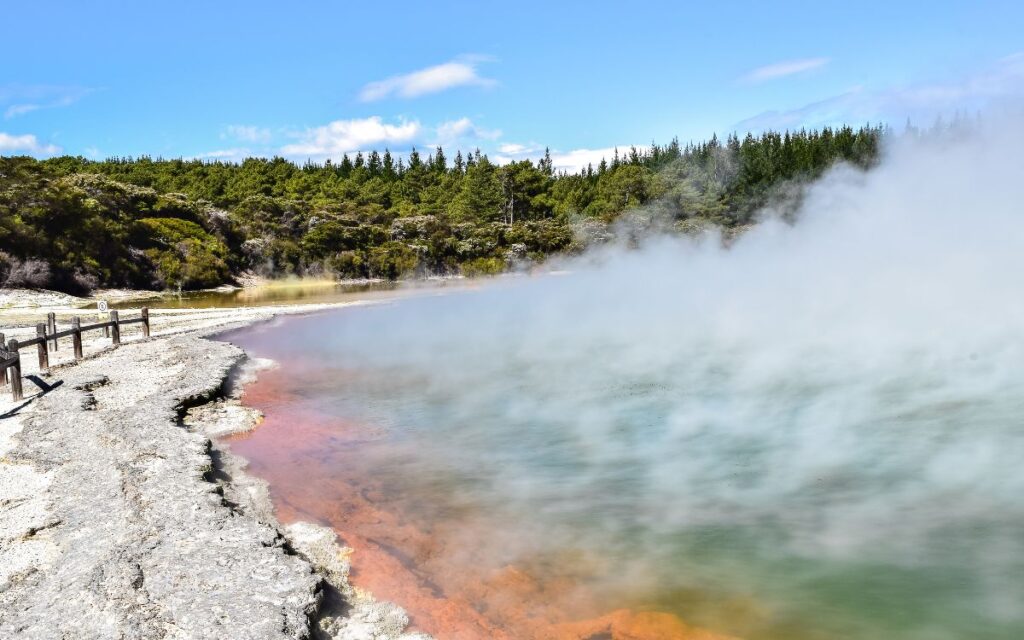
[
  {"left": 0, "top": 333, "right": 6, "bottom": 386},
  {"left": 47, "top": 312, "right": 58, "bottom": 351},
  {"left": 9, "top": 339, "right": 23, "bottom": 401},
  {"left": 36, "top": 323, "right": 49, "bottom": 370},
  {"left": 72, "top": 316, "right": 83, "bottom": 360},
  {"left": 141, "top": 307, "right": 150, "bottom": 337},
  {"left": 110, "top": 310, "right": 120, "bottom": 345}
]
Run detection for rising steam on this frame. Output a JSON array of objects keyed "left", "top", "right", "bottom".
[{"left": 234, "top": 114, "right": 1024, "bottom": 639}]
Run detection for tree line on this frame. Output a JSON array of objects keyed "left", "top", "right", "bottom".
[{"left": 0, "top": 125, "right": 884, "bottom": 293}]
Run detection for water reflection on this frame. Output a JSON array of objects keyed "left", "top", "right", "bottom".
[{"left": 110, "top": 279, "right": 463, "bottom": 309}]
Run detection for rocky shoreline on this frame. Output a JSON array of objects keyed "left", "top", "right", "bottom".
[{"left": 0, "top": 295, "right": 430, "bottom": 639}]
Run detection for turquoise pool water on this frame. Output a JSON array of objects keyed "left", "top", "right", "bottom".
[{"left": 227, "top": 267, "right": 1024, "bottom": 640}]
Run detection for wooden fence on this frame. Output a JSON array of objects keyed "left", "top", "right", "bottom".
[{"left": 0, "top": 309, "right": 150, "bottom": 402}]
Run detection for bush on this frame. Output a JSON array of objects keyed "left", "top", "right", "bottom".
[
  {"left": 133, "top": 218, "right": 230, "bottom": 290},
  {"left": 71, "top": 269, "right": 100, "bottom": 293},
  {"left": 0, "top": 253, "right": 52, "bottom": 289},
  {"left": 301, "top": 221, "right": 362, "bottom": 258},
  {"left": 325, "top": 251, "right": 366, "bottom": 278},
  {"left": 461, "top": 257, "right": 505, "bottom": 277},
  {"left": 367, "top": 241, "right": 419, "bottom": 280}
]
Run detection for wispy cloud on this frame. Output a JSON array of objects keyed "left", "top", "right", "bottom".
[
  {"left": 735, "top": 53, "right": 1024, "bottom": 131},
  {"left": 359, "top": 57, "right": 496, "bottom": 102},
  {"left": 0, "top": 84, "right": 95, "bottom": 119},
  {"left": 222, "top": 124, "right": 272, "bottom": 144},
  {"left": 280, "top": 116, "right": 421, "bottom": 160},
  {"left": 0, "top": 132, "right": 61, "bottom": 156},
  {"left": 741, "top": 57, "right": 830, "bottom": 84},
  {"left": 5, "top": 104, "right": 42, "bottom": 118}
]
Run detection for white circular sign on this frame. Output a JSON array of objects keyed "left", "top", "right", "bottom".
[{"left": 97, "top": 300, "right": 109, "bottom": 312}]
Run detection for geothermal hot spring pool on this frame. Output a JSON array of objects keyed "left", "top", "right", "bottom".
[
  {"left": 220, "top": 251, "right": 1024, "bottom": 640},
  {"left": 215, "top": 124, "right": 1024, "bottom": 640}
]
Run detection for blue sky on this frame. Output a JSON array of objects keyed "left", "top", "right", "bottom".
[{"left": 2, "top": 0, "right": 1023, "bottom": 171}]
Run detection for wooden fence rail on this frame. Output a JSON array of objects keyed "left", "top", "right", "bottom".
[{"left": 0, "top": 308, "right": 150, "bottom": 402}]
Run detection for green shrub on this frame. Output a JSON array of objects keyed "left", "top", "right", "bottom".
[
  {"left": 133, "top": 217, "right": 230, "bottom": 289},
  {"left": 325, "top": 250, "right": 366, "bottom": 278},
  {"left": 460, "top": 257, "right": 505, "bottom": 277},
  {"left": 367, "top": 241, "right": 419, "bottom": 280}
]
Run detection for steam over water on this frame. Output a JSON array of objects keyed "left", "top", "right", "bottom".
[{"left": 228, "top": 121, "right": 1024, "bottom": 639}]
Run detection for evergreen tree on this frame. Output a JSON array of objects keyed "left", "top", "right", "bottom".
[
  {"left": 450, "top": 155, "right": 502, "bottom": 221},
  {"left": 2, "top": 123, "right": 888, "bottom": 291}
]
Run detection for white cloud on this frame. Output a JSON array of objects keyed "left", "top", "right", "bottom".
[
  {"left": 550, "top": 146, "right": 636, "bottom": 173},
  {"left": 359, "top": 58, "right": 496, "bottom": 102},
  {"left": 434, "top": 117, "right": 501, "bottom": 147},
  {"left": 5, "top": 104, "right": 41, "bottom": 118},
  {"left": 223, "top": 125, "right": 272, "bottom": 143},
  {"left": 189, "top": 147, "right": 254, "bottom": 162},
  {"left": 280, "top": 116, "right": 421, "bottom": 160},
  {"left": 735, "top": 53, "right": 1024, "bottom": 132},
  {"left": 498, "top": 142, "right": 539, "bottom": 155},
  {"left": 741, "top": 57, "right": 830, "bottom": 84},
  {"left": 494, "top": 142, "right": 639, "bottom": 174},
  {"left": 0, "top": 132, "right": 61, "bottom": 156},
  {"left": 0, "top": 85, "right": 94, "bottom": 119}
]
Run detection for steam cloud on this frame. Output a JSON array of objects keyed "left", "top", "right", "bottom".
[{"left": 236, "top": 113, "right": 1024, "bottom": 639}]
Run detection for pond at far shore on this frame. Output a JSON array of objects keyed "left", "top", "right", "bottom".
[{"left": 108, "top": 278, "right": 475, "bottom": 309}]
